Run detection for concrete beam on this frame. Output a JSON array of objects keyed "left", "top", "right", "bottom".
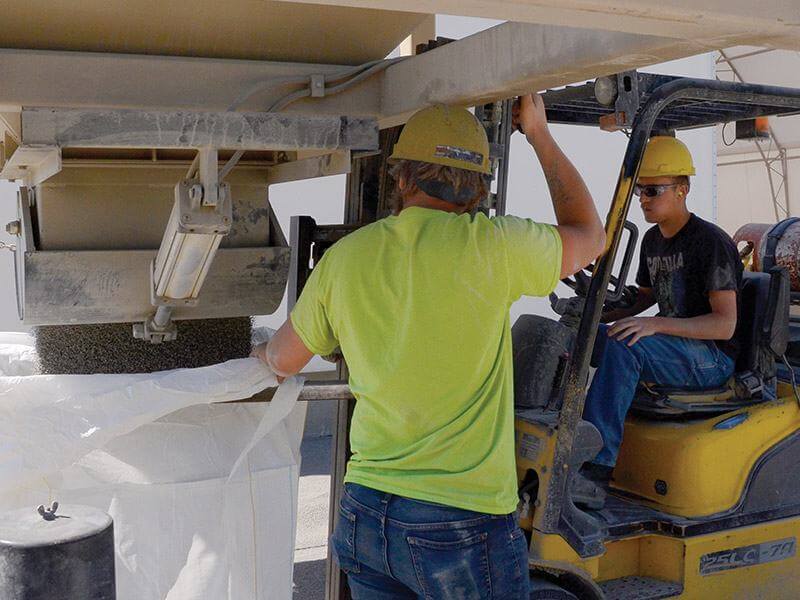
[
  {"left": 378, "top": 22, "right": 713, "bottom": 126},
  {"left": 22, "top": 108, "right": 379, "bottom": 151},
  {"left": 271, "top": 0, "right": 800, "bottom": 51},
  {"left": 0, "top": 49, "right": 381, "bottom": 115}
]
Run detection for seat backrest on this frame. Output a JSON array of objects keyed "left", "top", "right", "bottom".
[
  {"left": 735, "top": 269, "right": 790, "bottom": 375},
  {"left": 735, "top": 272, "right": 770, "bottom": 373}
]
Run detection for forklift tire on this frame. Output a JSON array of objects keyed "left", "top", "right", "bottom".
[{"left": 529, "top": 577, "right": 580, "bottom": 599}]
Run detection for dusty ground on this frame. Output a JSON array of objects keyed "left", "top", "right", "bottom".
[{"left": 294, "top": 435, "right": 332, "bottom": 600}]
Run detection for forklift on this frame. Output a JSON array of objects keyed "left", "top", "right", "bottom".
[
  {"left": 513, "top": 72, "right": 800, "bottom": 599},
  {"left": 291, "top": 72, "right": 800, "bottom": 599}
]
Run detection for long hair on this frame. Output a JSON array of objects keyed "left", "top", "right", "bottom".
[{"left": 389, "top": 160, "right": 489, "bottom": 214}]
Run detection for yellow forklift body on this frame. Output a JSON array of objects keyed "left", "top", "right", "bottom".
[
  {"left": 613, "top": 393, "right": 800, "bottom": 518},
  {"left": 530, "top": 518, "right": 800, "bottom": 599},
  {"left": 671, "top": 517, "right": 800, "bottom": 599},
  {"left": 515, "top": 388, "right": 800, "bottom": 597},
  {"left": 514, "top": 415, "right": 559, "bottom": 532}
]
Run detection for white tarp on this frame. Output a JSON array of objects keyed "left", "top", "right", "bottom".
[
  {"left": 0, "top": 332, "right": 37, "bottom": 376},
  {"left": 0, "top": 333, "right": 306, "bottom": 600}
]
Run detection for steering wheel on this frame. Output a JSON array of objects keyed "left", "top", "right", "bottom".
[
  {"left": 559, "top": 221, "right": 640, "bottom": 302},
  {"left": 561, "top": 268, "right": 592, "bottom": 296},
  {"left": 561, "top": 264, "right": 623, "bottom": 298}
]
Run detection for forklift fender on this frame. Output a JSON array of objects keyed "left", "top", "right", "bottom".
[{"left": 530, "top": 559, "right": 605, "bottom": 600}]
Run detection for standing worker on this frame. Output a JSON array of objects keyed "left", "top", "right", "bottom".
[{"left": 253, "top": 95, "right": 605, "bottom": 598}]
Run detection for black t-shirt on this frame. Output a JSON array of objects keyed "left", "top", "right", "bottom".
[{"left": 635, "top": 214, "right": 743, "bottom": 360}]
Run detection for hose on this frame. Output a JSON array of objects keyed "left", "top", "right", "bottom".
[
  {"left": 324, "top": 58, "right": 404, "bottom": 96},
  {"left": 220, "top": 56, "right": 407, "bottom": 179},
  {"left": 266, "top": 56, "right": 406, "bottom": 112},
  {"left": 266, "top": 88, "right": 313, "bottom": 113},
  {"left": 219, "top": 150, "right": 245, "bottom": 181},
  {"left": 226, "top": 59, "right": 385, "bottom": 112}
]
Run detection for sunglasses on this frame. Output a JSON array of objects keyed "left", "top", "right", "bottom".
[{"left": 633, "top": 183, "right": 680, "bottom": 198}]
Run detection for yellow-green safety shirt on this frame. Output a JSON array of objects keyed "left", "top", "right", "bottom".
[{"left": 291, "top": 206, "right": 562, "bottom": 514}]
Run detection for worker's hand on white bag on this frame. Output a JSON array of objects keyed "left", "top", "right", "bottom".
[
  {"left": 250, "top": 342, "right": 286, "bottom": 383},
  {"left": 512, "top": 93, "right": 548, "bottom": 140}
]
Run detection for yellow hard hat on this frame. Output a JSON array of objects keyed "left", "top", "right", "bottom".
[
  {"left": 389, "top": 105, "right": 491, "bottom": 175},
  {"left": 639, "top": 136, "right": 696, "bottom": 178}
]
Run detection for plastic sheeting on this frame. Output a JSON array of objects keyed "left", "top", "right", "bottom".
[
  {"left": 0, "top": 332, "right": 37, "bottom": 376},
  {"left": 0, "top": 333, "right": 306, "bottom": 600}
]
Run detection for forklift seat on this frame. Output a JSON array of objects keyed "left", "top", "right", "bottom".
[{"left": 631, "top": 269, "right": 790, "bottom": 417}]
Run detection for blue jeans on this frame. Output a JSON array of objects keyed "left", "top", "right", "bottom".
[
  {"left": 584, "top": 324, "right": 735, "bottom": 467},
  {"left": 330, "top": 483, "right": 530, "bottom": 599}
]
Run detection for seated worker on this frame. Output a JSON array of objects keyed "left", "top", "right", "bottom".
[{"left": 582, "top": 136, "right": 743, "bottom": 483}]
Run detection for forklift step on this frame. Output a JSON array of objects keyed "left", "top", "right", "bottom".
[{"left": 598, "top": 576, "right": 682, "bottom": 599}]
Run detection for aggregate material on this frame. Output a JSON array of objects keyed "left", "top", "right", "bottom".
[{"left": 34, "top": 317, "right": 253, "bottom": 374}]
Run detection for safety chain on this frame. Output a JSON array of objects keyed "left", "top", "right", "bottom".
[{"left": 0, "top": 240, "right": 15, "bottom": 252}]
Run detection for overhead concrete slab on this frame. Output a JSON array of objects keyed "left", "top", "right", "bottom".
[
  {"left": 272, "top": 0, "right": 800, "bottom": 51},
  {"left": 0, "top": 0, "right": 427, "bottom": 64},
  {"left": 376, "top": 22, "right": 713, "bottom": 125}
]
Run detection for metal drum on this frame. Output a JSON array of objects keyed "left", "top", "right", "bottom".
[
  {"left": 734, "top": 219, "right": 800, "bottom": 291},
  {"left": 0, "top": 502, "right": 115, "bottom": 600},
  {"left": 733, "top": 222, "right": 773, "bottom": 271}
]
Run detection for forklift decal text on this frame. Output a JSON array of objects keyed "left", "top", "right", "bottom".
[
  {"left": 518, "top": 433, "right": 543, "bottom": 462},
  {"left": 699, "top": 537, "right": 796, "bottom": 576}
]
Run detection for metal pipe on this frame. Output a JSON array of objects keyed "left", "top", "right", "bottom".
[
  {"left": 234, "top": 381, "right": 353, "bottom": 404},
  {"left": 719, "top": 155, "right": 800, "bottom": 167},
  {"left": 782, "top": 148, "right": 792, "bottom": 215},
  {"left": 153, "top": 305, "right": 173, "bottom": 329},
  {"left": 715, "top": 48, "right": 776, "bottom": 64},
  {"left": 300, "top": 382, "right": 353, "bottom": 401}
]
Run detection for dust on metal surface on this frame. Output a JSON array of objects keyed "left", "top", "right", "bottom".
[
  {"left": 22, "top": 109, "right": 379, "bottom": 152},
  {"left": 21, "top": 248, "right": 289, "bottom": 325}
]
